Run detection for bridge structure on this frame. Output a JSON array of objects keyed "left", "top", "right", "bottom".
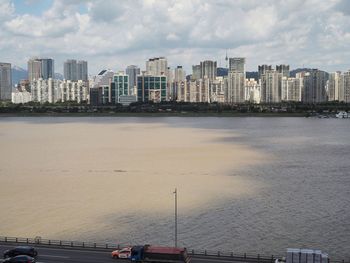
[{"left": 0, "top": 236, "right": 348, "bottom": 263}]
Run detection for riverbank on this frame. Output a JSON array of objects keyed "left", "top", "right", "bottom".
[{"left": 0, "top": 111, "right": 308, "bottom": 117}]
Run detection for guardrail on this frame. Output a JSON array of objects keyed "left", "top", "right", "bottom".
[
  {"left": 0, "top": 236, "right": 119, "bottom": 250},
  {"left": 0, "top": 236, "right": 348, "bottom": 263}
]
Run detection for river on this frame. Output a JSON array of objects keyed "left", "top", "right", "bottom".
[{"left": 0, "top": 117, "right": 349, "bottom": 259}]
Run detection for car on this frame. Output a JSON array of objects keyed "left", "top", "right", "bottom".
[
  {"left": 275, "top": 257, "right": 286, "bottom": 263},
  {"left": 111, "top": 247, "right": 132, "bottom": 259},
  {"left": 3, "top": 246, "right": 38, "bottom": 258},
  {"left": 3, "top": 255, "right": 36, "bottom": 263}
]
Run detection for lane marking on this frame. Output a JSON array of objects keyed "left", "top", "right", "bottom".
[
  {"left": 40, "top": 254, "right": 69, "bottom": 258},
  {"left": 0, "top": 259, "right": 47, "bottom": 263}
]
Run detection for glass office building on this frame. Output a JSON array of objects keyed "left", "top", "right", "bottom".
[{"left": 137, "top": 75, "right": 167, "bottom": 102}]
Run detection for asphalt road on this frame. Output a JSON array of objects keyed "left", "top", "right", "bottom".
[{"left": 0, "top": 244, "right": 249, "bottom": 263}]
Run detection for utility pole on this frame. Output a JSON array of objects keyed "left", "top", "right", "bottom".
[{"left": 173, "top": 188, "right": 177, "bottom": 247}]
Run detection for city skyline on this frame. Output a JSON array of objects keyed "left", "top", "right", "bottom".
[{"left": 1, "top": 0, "right": 350, "bottom": 74}]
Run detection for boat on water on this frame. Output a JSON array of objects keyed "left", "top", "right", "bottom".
[{"left": 335, "top": 111, "right": 349, "bottom": 118}]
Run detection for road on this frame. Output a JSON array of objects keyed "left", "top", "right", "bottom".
[{"left": 0, "top": 244, "right": 250, "bottom": 263}]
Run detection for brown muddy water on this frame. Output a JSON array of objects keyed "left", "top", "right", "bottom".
[{"left": 0, "top": 117, "right": 349, "bottom": 259}]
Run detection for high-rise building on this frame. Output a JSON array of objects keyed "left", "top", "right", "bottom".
[
  {"left": 126, "top": 65, "right": 140, "bottom": 94},
  {"left": 210, "top": 77, "right": 225, "bottom": 103},
  {"left": 64, "top": 59, "right": 77, "bottom": 81},
  {"left": 192, "top": 65, "right": 201, "bottom": 80},
  {"left": 41, "top": 59, "right": 54, "bottom": 80},
  {"left": 0, "top": 62, "right": 12, "bottom": 100},
  {"left": 328, "top": 72, "right": 341, "bottom": 101},
  {"left": 92, "top": 69, "right": 114, "bottom": 88},
  {"left": 187, "top": 78, "right": 210, "bottom": 103},
  {"left": 112, "top": 72, "right": 129, "bottom": 104},
  {"left": 226, "top": 71, "right": 245, "bottom": 103},
  {"left": 31, "top": 78, "right": 59, "bottom": 103},
  {"left": 282, "top": 77, "right": 302, "bottom": 101},
  {"left": 260, "top": 70, "right": 283, "bottom": 103},
  {"left": 229, "top": 58, "right": 245, "bottom": 73},
  {"left": 276, "top": 65, "right": 290, "bottom": 78},
  {"left": 173, "top": 66, "right": 185, "bottom": 101},
  {"left": 64, "top": 59, "right": 88, "bottom": 81},
  {"left": 137, "top": 73, "right": 167, "bottom": 103},
  {"left": 28, "top": 59, "right": 42, "bottom": 82},
  {"left": 28, "top": 58, "right": 54, "bottom": 81},
  {"left": 59, "top": 80, "right": 89, "bottom": 103},
  {"left": 302, "top": 69, "right": 327, "bottom": 103},
  {"left": 258, "top": 65, "right": 272, "bottom": 79},
  {"left": 340, "top": 71, "right": 350, "bottom": 103},
  {"left": 174, "top": 66, "right": 186, "bottom": 83},
  {"left": 245, "top": 78, "right": 261, "bottom": 103},
  {"left": 146, "top": 57, "right": 168, "bottom": 76},
  {"left": 77, "top": 60, "right": 88, "bottom": 81},
  {"left": 200, "top": 60, "right": 217, "bottom": 80},
  {"left": 226, "top": 58, "right": 246, "bottom": 103}
]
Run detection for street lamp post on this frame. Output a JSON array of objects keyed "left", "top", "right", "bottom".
[{"left": 173, "top": 188, "right": 177, "bottom": 248}]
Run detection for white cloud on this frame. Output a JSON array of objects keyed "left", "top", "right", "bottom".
[
  {"left": 0, "top": 0, "right": 14, "bottom": 23},
  {"left": 1, "top": 0, "right": 350, "bottom": 74}
]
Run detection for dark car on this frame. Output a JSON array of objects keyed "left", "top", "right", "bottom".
[
  {"left": 3, "top": 255, "right": 36, "bottom": 263},
  {"left": 3, "top": 247, "right": 38, "bottom": 258}
]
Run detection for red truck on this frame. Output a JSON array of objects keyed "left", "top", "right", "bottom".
[{"left": 130, "top": 245, "right": 191, "bottom": 263}]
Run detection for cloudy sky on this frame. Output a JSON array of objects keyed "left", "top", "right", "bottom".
[{"left": 1, "top": 0, "right": 350, "bottom": 75}]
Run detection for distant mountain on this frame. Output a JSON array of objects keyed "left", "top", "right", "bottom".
[
  {"left": 217, "top": 67, "right": 228, "bottom": 77},
  {"left": 12, "top": 66, "right": 27, "bottom": 85},
  {"left": 290, "top": 68, "right": 313, "bottom": 77},
  {"left": 11, "top": 66, "right": 64, "bottom": 85},
  {"left": 246, "top": 71, "right": 258, "bottom": 80},
  {"left": 218, "top": 68, "right": 259, "bottom": 80}
]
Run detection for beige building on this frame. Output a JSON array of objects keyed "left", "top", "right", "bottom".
[
  {"left": 31, "top": 78, "right": 59, "bottom": 103},
  {"left": 282, "top": 77, "right": 302, "bottom": 102},
  {"left": 59, "top": 80, "right": 89, "bottom": 103},
  {"left": 260, "top": 70, "right": 282, "bottom": 103},
  {"left": 210, "top": 77, "right": 225, "bottom": 103},
  {"left": 226, "top": 71, "right": 245, "bottom": 103},
  {"left": 146, "top": 57, "right": 168, "bottom": 76},
  {"left": 245, "top": 78, "right": 261, "bottom": 103}
]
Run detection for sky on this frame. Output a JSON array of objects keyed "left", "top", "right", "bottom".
[{"left": 1, "top": 0, "right": 350, "bottom": 75}]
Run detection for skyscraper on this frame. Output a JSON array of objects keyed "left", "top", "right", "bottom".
[
  {"left": 276, "top": 64, "right": 290, "bottom": 78},
  {"left": 328, "top": 72, "right": 341, "bottom": 101},
  {"left": 28, "top": 58, "right": 54, "bottom": 81},
  {"left": 302, "top": 69, "right": 327, "bottom": 103},
  {"left": 28, "top": 58, "right": 42, "bottom": 82},
  {"left": 0, "top": 62, "right": 12, "bottom": 100},
  {"left": 41, "top": 59, "right": 54, "bottom": 79},
  {"left": 174, "top": 66, "right": 186, "bottom": 83},
  {"left": 226, "top": 71, "right": 245, "bottom": 103},
  {"left": 339, "top": 71, "right": 350, "bottom": 103},
  {"left": 137, "top": 73, "right": 167, "bottom": 103},
  {"left": 200, "top": 60, "right": 217, "bottom": 80},
  {"left": 281, "top": 77, "right": 302, "bottom": 101},
  {"left": 258, "top": 65, "right": 272, "bottom": 79},
  {"left": 77, "top": 60, "right": 88, "bottom": 81},
  {"left": 126, "top": 65, "right": 140, "bottom": 93},
  {"left": 112, "top": 72, "right": 129, "bottom": 103},
  {"left": 229, "top": 58, "right": 245, "bottom": 73},
  {"left": 192, "top": 65, "right": 201, "bottom": 80},
  {"left": 260, "top": 70, "right": 283, "bottom": 103},
  {"left": 64, "top": 59, "right": 77, "bottom": 81},
  {"left": 64, "top": 59, "right": 88, "bottom": 81},
  {"left": 146, "top": 57, "right": 168, "bottom": 76}
]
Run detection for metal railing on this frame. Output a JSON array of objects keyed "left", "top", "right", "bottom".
[{"left": 0, "top": 236, "right": 348, "bottom": 263}]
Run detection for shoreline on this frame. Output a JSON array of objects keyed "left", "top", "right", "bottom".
[{"left": 0, "top": 112, "right": 308, "bottom": 117}]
